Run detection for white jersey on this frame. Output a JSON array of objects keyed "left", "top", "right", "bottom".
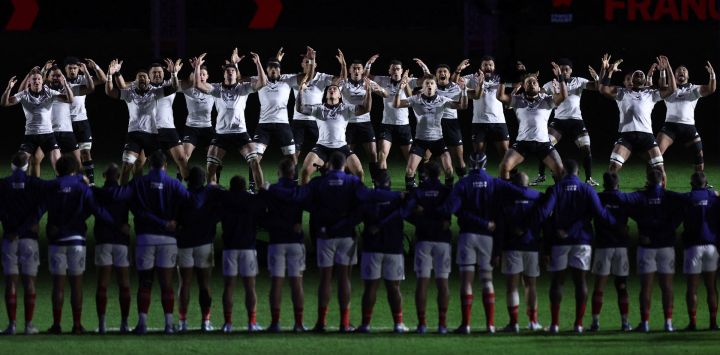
[
  {"left": 152, "top": 81, "right": 176, "bottom": 129},
  {"left": 13, "top": 86, "right": 62, "bottom": 135},
  {"left": 464, "top": 74, "right": 506, "bottom": 124},
  {"left": 209, "top": 82, "right": 255, "bottom": 134},
  {"left": 340, "top": 79, "right": 371, "bottom": 123},
  {"left": 664, "top": 84, "right": 702, "bottom": 125},
  {"left": 68, "top": 75, "right": 89, "bottom": 122},
  {"left": 291, "top": 72, "right": 334, "bottom": 121},
  {"left": 120, "top": 86, "right": 167, "bottom": 134},
  {"left": 253, "top": 74, "right": 296, "bottom": 124},
  {"left": 615, "top": 87, "right": 661, "bottom": 134},
  {"left": 50, "top": 85, "right": 81, "bottom": 132},
  {"left": 182, "top": 87, "right": 214, "bottom": 128},
  {"left": 373, "top": 76, "right": 415, "bottom": 125},
  {"left": 543, "top": 77, "right": 589, "bottom": 120},
  {"left": 510, "top": 94, "right": 556, "bottom": 142},
  {"left": 309, "top": 103, "right": 357, "bottom": 148},
  {"left": 436, "top": 82, "right": 462, "bottom": 119},
  {"left": 408, "top": 94, "right": 453, "bottom": 141}
]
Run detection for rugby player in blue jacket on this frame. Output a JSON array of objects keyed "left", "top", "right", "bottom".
[
  {"left": 0, "top": 153, "right": 53, "bottom": 335},
  {"left": 535, "top": 160, "right": 616, "bottom": 334},
  {"left": 45, "top": 155, "right": 115, "bottom": 335}
]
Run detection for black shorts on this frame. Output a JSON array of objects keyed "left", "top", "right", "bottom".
[
  {"left": 615, "top": 132, "right": 658, "bottom": 152},
  {"left": 660, "top": 122, "right": 700, "bottom": 144},
  {"left": 471, "top": 123, "right": 510, "bottom": 144},
  {"left": 54, "top": 132, "right": 79, "bottom": 153},
  {"left": 410, "top": 139, "right": 449, "bottom": 158},
  {"left": 511, "top": 141, "right": 556, "bottom": 160},
  {"left": 292, "top": 120, "right": 319, "bottom": 150},
  {"left": 210, "top": 132, "right": 253, "bottom": 152},
  {"left": 19, "top": 133, "right": 59, "bottom": 154},
  {"left": 346, "top": 122, "right": 376, "bottom": 145},
  {"left": 378, "top": 124, "right": 413, "bottom": 146},
  {"left": 157, "top": 128, "right": 182, "bottom": 150},
  {"left": 253, "top": 123, "right": 295, "bottom": 152},
  {"left": 441, "top": 119, "right": 463, "bottom": 146},
  {"left": 548, "top": 118, "right": 588, "bottom": 140},
  {"left": 71, "top": 120, "right": 93, "bottom": 144},
  {"left": 182, "top": 126, "right": 215, "bottom": 148},
  {"left": 124, "top": 131, "right": 159, "bottom": 154},
  {"left": 310, "top": 144, "right": 355, "bottom": 162}
]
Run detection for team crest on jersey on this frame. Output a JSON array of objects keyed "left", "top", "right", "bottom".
[
  {"left": 328, "top": 179, "right": 344, "bottom": 186},
  {"left": 565, "top": 185, "right": 578, "bottom": 191},
  {"left": 11, "top": 182, "right": 25, "bottom": 189},
  {"left": 423, "top": 190, "right": 440, "bottom": 197},
  {"left": 694, "top": 200, "right": 708, "bottom": 206},
  {"left": 648, "top": 198, "right": 661, "bottom": 205},
  {"left": 151, "top": 182, "right": 164, "bottom": 190},
  {"left": 472, "top": 181, "right": 488, "bottom": 188}
]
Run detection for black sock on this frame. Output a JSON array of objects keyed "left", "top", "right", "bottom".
[
  {"left": 538, "top": 161, "right": 546, "bottom": 177},
  {"left": 456, "top": 166, "right": 467, "bottom": 177},
  {"left": 216, "top": 165, "right": 223, "bottom": 184},
  {"left": 369, "top": 162, "right": 380, "bottom": 182},
  {"left": 294, "top": 164, "right": 300, "bottom": 184},
  {"left": 405, "top": 175, "right": 416, "bottom": 191},
  {"left": 248, "top": 166, "right": 256, "bottom": 191},
  {"left": 82, "top": 160, "right": 95, "bottom": 184},
  {"left": 584, "top": 154, "right": 593, "bottom": 181},
  {"left": 445, "top": 175, "right": 454, "bottom": 188}
]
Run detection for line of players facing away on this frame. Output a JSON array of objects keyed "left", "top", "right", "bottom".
[
  {"left": 1, "top": 48, "right": 714, "bottom": 193},
  {"left": 0, "top": 147, "right": 718, "bottom": 336}
]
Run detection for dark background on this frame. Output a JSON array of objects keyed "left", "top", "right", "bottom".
[{"left": 0, "top": 0, "right": 718, "bottom": 163}]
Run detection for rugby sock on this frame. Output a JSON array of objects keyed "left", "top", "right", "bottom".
[
  {"left": 271, "top": 308, "right": 281, "bottom": 325},
  {"left": 72, "top": 305, "right": 82, "bottom": 327},
  {"left": 688, "top": 308, "right": 697, "bottom": 327},
  {"left": 438, "top": 306, "right": 448, "bottom": 327},
  {"left": 461, "top": 294, "right": 473, "bottom": 326},
  {"left": 361, "top": 306, "right": 373, "bottom": 326},
  {"left": 527, "top": 308, "right": 538, "bottom": 323},
  {"left": 575, "top": 302, "right": 586, "bottom": 327},
  {"left": 96, "top": 286, "right": 108, "bottom": 318},
  {"left": 483, "top": 291, "right": 495, "bottom": 327},
  {"left": 161, "top": 288, "right": 174, "bottom": 315},
  {"left": 551, "top": 303, "right": 561, "bottom": 326},
  {"left": 138, "top": 313, "right": 148, "bottom": 326},
  {"left": 405, "top": 175, "right": 415, "bottom": 191},
  {"left": 179, "top": 308, "right": 187, "bottom": 322},
  {"left": 641, "top": 308, "right": 650, "bottom": 322},
  {"left": 248, "top": 167, "right": 256, "bottom": 191},
  {"left": 583, "top": 155, "right": 593, "bottom": 181},
  {"left": 5, "top": 290, "right": 16, "bottom": 322},
  {"left": 248, "top": 310, "right": 257, "bottom": 325},
  {"left": 294, "top": 307, "right": 304, "bottom": 326},
  {"left": 317, "top": 306, "right": 328, "bottom": 326},
  {"left": 83, "top": 160, "right": 95, "bottom": 185},
  {"left": 508, "top": 306, "right": 519, "bottom": 325},
  {"left": 538, "top": 161, "right": 546, "bottom": 177},
  {"left": 224, "top": 308, "right": 233, "bottom": 324},
  {"left": 164, "top": 313, "right": 173, "bottom": 327},
  {"left": 393, "top": 312, "right": 403, "bottom": 325},
  {"left": 216, "top": 165, "right": 223, "bottom": 183},
  {"left": 710, "top": 305, "right": 718, "bottom": 328},
  {"left": 417, "top": 311, "right": 427, "bottom": 326},
  {"left": 199, "top": 289, "right": 212, "bottom": 322},
  {"left": 507, "top": 290, "right": 519, "bottom": 325},
  {"left": 137, "top": 286, "right": 152, "bottom": 314},
  {"left": 340, "top": 308, "right": 350, "bottom": 328},
  {"left": 119, "top": 286, "right": 131, "bottom": 320},
  {"left": 618, "top": 288, "right": 629, "bottom": 321},
  {"left": 591, "top": 290, "right": 603, "bottom": 318},
  {"left": 24, "top": 293, "right": 36, "bottom": 323},
  {"left": 664, "top": 306, "right": 673, "bottom": 322}
]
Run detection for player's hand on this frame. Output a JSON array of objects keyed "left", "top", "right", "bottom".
[
  {"left": 43, "top": 60, "right": 55, "bottom": 71},
  {"left": 557, "top": 229, "right": 568, "bottom": 239},
  {"left": 609, "top": 58, "right": 623, "bottom": 73},
  {"left": 195, "top": 53, "right": 207, "bottom": 67},
  {"left": 588, "top": 66, "right": 599, "bottom": 81},
  {"left": 413, "top": 205, "right": 424, "bottom": 215},
  {"left": 163, "top": 58, "right": 174, "bottom": 73},
  {"left": 551, "top": 61, "right": 561, "bottom": 77},
  {"left": 305, "top": 46, "right": 316, "bottom": 60},
  {"left": 457, "top": 76, "right": 466, "bottom": 90},
  {"left": 165, "top": 220, "right": 177, "bottom": 233},
  {"left": 456, "top": 59, "right": 470, "bottom": 73},
  {"left": 399, "top": 69, "right": 409, "bottom": 88},
  {"left": 275, "top": 47, "right": 285, "bottom": 62},
  {"left": 601, "top": 53, "right": 611, "bottom": 70},
  {"left": 706, "top": 61, "right": 715, "bottom": 76},
  {"left": 85, "top": 58, "right": 99, "bottom": 70},
  {"left": 647, "top": 62, "right": 658, "bottom": 76},
  {"left": 516, "top": 61, "right": 526, "bottom": 72},
  {"left": 250, "top": 52, "right": 261, "bottom": 65},
  {"left": 413, "top": 58, "right": 429, "bottom": 73},
  {"left": 336, "top": 49, "right": 346, "bottom": 65},
  {"left": 79, "top": 62, "right": 89, "bottom": 75},
  {"left": 7, "top": 76, "right": 17, "bottom": 89},
  {"left": 487, "top": 221, "right": 496, "bottom": 232},
  {"left": 174, "top": 59, "right": 183, "bottom": 73},
  {"left": 552, "top": 79, "right": 560, "bottom": 93},
  {"left": 475, "top": 70, "right": 485, "bottom": 84},
  {"left": 231, "top": 48, "right": 244, "bottom": 64},
  {"left": 367, "top": 53, "right": 379, "bottom": 66}
]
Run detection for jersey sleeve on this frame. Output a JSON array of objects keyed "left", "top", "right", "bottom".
[
  {"left": 344, "top": 103, "right": 358, "bottom": 119},
  {"left": 542, "top": 81, "right": 554, "bottom": 93},
  {"left": 509, "top": 94, "right": 521, "bottom": 109},
  {"left": 462, "top": 74, "right": 478, "bottom": 90},
  {"left": 373, "top": 76, "right": 389, "bottom": 87},
  {"left": 309, "top": 105, "right": 324, "bottom": 120},
  {"left": 12, "top": 91, "right": 25, "bottom": 103},
  {"left": 119, "top": 88, "right": 132, "bottom": 102},
  {"left": 208, "top": 83, "right": 222, "bottom": 98},
  {"left": 578, "top": 77, "right": 590, "bottom": 89},
  {"left": 615, "top": 87, "right": 626, "bottom": 101},
  {"left": 651, "top": 89, "right": 662, "bottom": 102},
  {"left": 241, "top": 82, "right": 256, "bottom": 95},
  {"left": 690, "top": 85, "right": 703, "bottom": 99}
]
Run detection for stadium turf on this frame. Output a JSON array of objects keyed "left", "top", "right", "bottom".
[{"left": 1, "top": 156, "right": 718, "bottom": 354}]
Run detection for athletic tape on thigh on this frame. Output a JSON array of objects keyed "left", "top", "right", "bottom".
[
  {"left": 122, "top": 151, "right": 137, "bottom": 164},
  {"left": 255, "top": 144, "right": 267, "bottom": 155},
  {"left": 78, "top": 142, "right": 92, "bottom": 150},
  {"left": 649, "top": 155, "right": 664, "bottom": 167},
  {"left": 550, "top": 136, "right": 558, "bottom": 146},
  {"left": 207, "top": 155, "right": 222, "bottom": 166},
  {"left": 575, "top": 134, "right": 591, "bottom": 148},
  {"left": 610, "top": 152, "right": 625, "bottom": 166},
  {"left": 281, "top": 144, "right": 296, "bottom": 156},
  {"left": 245, "top": 152, "right": 258, "bottom": 163}
]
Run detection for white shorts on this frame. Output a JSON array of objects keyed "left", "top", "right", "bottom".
[
  {"left": 317, "top": 237, "right": 357, "bottom": 268},
  {"left": 2, "top": 239, "right": 40, "bottom": 276},
  {"left": 683, "top": 245, "right": 719, "bottom": 274},
  {"left": 135, "top": 234, "right": 178, "bottom": 271},
  {"left": 591, "top": 247, "right": 629, "bottom": 277},
  {"left": 268, "top": 243, "right": 306, "bottom": 278},
  {"left": 361, "top": 252, "right": 405, "bottom": 281},
  {"left": 178, "top": 244, "right": 214, "bottom": 269},
  {"left": 95, "top": 244, "right": 130, "bottom": 267},
  {"left": 456, "top": 233, "right": 493, "bottom": 272},
  {"left": 49, "top": 245, "right": 86, "bottom": 276},
  {"left": 637, "top": 247, "right": 675, "bottom": 274},
  {"left": 414, "top": 241, "right": 452, "bottom": 279},
  {"left": 501, "top": 250, "right": 540, "bottom": 277},
  {"left": 549, "top": 245, "right": 592, "bottom": 272},
  {"left": 223, "top": 249, "right": 258, "bottom": 277}
]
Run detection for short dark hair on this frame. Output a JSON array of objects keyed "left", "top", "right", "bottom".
[
  {"left": 389, "top": 59, "right": 403, "bottom": 67},
  {"left": 188, "top": 166, "right": 206, "bottom": 189},
  {"left": 422, "top": 73, "right": 436, "bottom": 81},
  {"left": 221, "top": 64, "right": 238, "bottom": 72},
  {"left": 691, "top": 171, "right": 707, "bottom": 189},
  {"left": 556, "top": 58, "right": 573, "bottom": 68},
  {"left": 135, "top": 70, "right": 149, "bottom": 77},
  {"left": 103, "top": 163, "right": 120, "bottom": 182},
  {"left": 480, "top": 55, "right": 495, "bottom": 62},
  {"left": 229, "top": 175, "right": 246, "bottom": 192},
  {"left": 435, "top": 64, "right": 451, "bottom": 71},
  {"left": 56, "top": 154, "right": 79, "bottom": 176},
  {"left": 64, "top": 57, "right": 80, "bottom": 66},
  {"left": 350, "top": 60, "right": 364, "bottom": 66},
  {"left": 149, "top": 150, "right": 167, "bottom": 170},
  {"left": 564, "top": 159, "right": 579, "bottom": 176},
  {"left": 328, "top": 152, "right": 346, "bottom": 170},
  {"left": 603, "top": 171, "right": 619, "bottom": 190},
  {"left": 49, "top": 65, "right": 62, "bottom": 73},
  {"left": 266, "top": 59, "right": 281, "bottom": 68},
  {"left": 646, "top": 167, "right": 663, "bottom": 186},
  {"left": 278, "top": 157, "right": 296, "bottom": 179},
  {"left": 149, "top": 62, "right": 164, "bottom": 70},
  {"left": 423, "top": 161, "right": 441, "bottom": 179},
  {"left": 11, "top": 152, "right": 28, "bottom": 169}
]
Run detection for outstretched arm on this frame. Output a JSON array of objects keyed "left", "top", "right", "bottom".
[
  {"left": 657, "top": 56, "right": 676, "bottom": 99},
  {"left": 85, "top": 58, "right": 108, "bottom": 85},
  {"left": 446, "top": 77, "right": 468, "bottom": 109},
  {"left": 76, "top": 63, "right": 95, "bottom": 95},
  {"left": 337, "top": 49, "right": 347, "bottom": 82},
  {"left": 413, "top": 58, "right": 431, "bottom": 76},
  {"left": 193, "top": 54, "right": 214, "bottom": 93},
  {"left": 496, "top": 79, "right": 511, "bottom": 104},
  {"left": 364, "top": 53, "right": 379, "bottom": 80},
  {"left": 451, "top": 58, "right": 470, "bottom": 82},
  {"left": 354, "top": 78, "right": 373, "bottom": 116},
  {"left": 104, "top": 59, "right": 122, "bottom": 99},
  {"left": 393, "top": 70, "right": 411, "bottom": 108},
  {"left": 250, "top": 52, "right": 267, "bottom": 91},
  {"left": 700, "top": 61, "right": 716, "bottom": 97},
  {"left": 551, "top": 62, "right": 568, "bottom": 106},
  {"left": 598, "top": 53, "right": 621, "bottom": 99},
  {"left": 585, "top": 66, "right": 600, "bottom": 91},
  {"left": 1, "top": 76, "right": 19, "bottom": 106}
]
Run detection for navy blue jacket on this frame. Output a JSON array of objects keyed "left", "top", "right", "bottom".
[
  {"left": 405, "top": 177, "right": 452, "bottom": 243},
  {"left": 0, "top": 170, "right": 51, "bottom": 240},
  {"left": 678, "top": 188, "right": 718, "bottom": 247},
  {"left": 177, "top": 185, "right": 223, "bottom": 248},
  {"left": 263, "top": 178, "right": 305, "bottom": 244},
  {"left": 594, "top": 190, "right": 631, "bottom": 249},
  {"left": 220, "top": 189, "right": 267, "bottom": 250},
  {"left": 625, "top": 185, "right": 683, "bottom": 248},
  {"left": 93, "top": 181, "right": 131, "bottom": 245},
  {"left": 498, "top": 186, "right": 543, "bottom": 252}
]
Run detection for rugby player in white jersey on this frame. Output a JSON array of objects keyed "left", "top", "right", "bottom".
[
  {"left": 192, "top": 52, "right": 267, "bottom": 186},
  {"left": 363, "top": 55, "right": 416, "bottom": 176},
  {"left": 496, "top": 63, "right": 568, "bottom": 180},
  {"left": 656, "top": 62, "right": 715, "bottom": 173},
  {"left": 598, "top": 54, "right": 676, "bottom": 182},
  {"left": 179, "top": 58, "right": 215, "bottom": 165},
  {"left": 529, "top": 58, "right": 600, "bottom": 187},
  {"left": 47, "top": 65, "right": 94, "bottom": 166},
  {"left": 63, "top": 57, "right": 107, "bottom": 185},
  {"left": 394, "top": 71, "right": 468, "bottom": 191},
  {"left": 295, "top": 78, "right": 372, "bottom": 184},
  {"left": 105, "top": 59, "right": 179, "bottom": 184},
  {"left": 2, "top": 67, "right": 73, "bottom": 176},
  {"left": 435, "top": 61, "right": 468, "bottom": 176}
]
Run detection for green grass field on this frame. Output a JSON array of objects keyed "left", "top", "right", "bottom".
[{"left": 1, "top": 154, "right": 719, "bottom": 354}]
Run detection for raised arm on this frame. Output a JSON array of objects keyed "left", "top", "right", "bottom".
[
  {"left": 76, "top": 62, "right": 95, "bottom": 95},
  {"left": 1, "top": 76, "right": 19, "bottom": 107},
  {"left": 354, "top": 78, "right": 373, "bottom": 116},
  {"left": 585, "top": 66, "right": 600, "bottom": 91},
  {"left": 700, "top": 61, "right": 716, "bottom": 97},
  {"left": 294, "top": 81, "right": 313, "bottom": 115},
  {"left": 496, "top": 78, "right": 511, "bottom": 104},
  {"left": 298, "top": 46, "right": 317, "bottom": 85},
  {"left": 193, "top": 54, "right": 214, "bottom": 93},
  {"left": 468, "top": 70, "right": 485, "bottom": 100},
  {"left": 446, "top": 77, "right": 468, "bottom": 109},
  {"left": 646, "top": 62, "right": 658, "bottom": 87},
  {"left": 336, "top": 49, "right": 347, "bottom": 82},
  {"left": 413, "top": 58, "right": 431, "bottom": 76},
  {"left": 551, "top": 62, "right": 568, "bottom": 106},
  {"left": 85, "top": 58, "right": 108, "bottom": 85},
  {"left": 58, "top": 72, "right": 74, "bottom": 103},
  {"left": 251, "top": 51, "right": 267, "bottom": 91},
  {"left": 393, "top": 70, "right": 411, "bottom": 108},
  {"left": 451, "top": 58, "right": 470, "bottom": 82},
  {"left": 104, "top": 59, "right": 121, "bottom": 99},
  {"left": 598, "top": 53, "right": 622, "bottom": 99},
  {"left": 657, "top": 56, "right": 677, "bottom": 99}
]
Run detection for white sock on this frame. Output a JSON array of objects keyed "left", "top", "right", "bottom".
[
  {"left": 138, "top": 313, "right": 148, "bottom": 325},
  {"left": 165, "top": 313, "right": 174, "bottom": 326}
]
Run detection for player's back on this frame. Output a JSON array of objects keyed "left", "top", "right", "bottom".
[
  {"left": 93, "top": 181, "right": 130, "bottom": 246},
  {"left": 594, "top": 190, "right": 630, "bottom": 249},
  {"left": 498, "top": 185, "right": 542, "bottom": 252},
  {"left": 0, "top": 170, "right": 48, "bottom": 239},
  {"left": 408, "top": 177, "right": 451, "bottom": 243},
  {"left": 263, "top": 178, "right": 304, "bottom": 244},
  {"left": 178, "top": 186, "right": 222, "bottom": 249},
  {"left": 679, "top": 188, "right": 718, "bottom": 246},
  {"left": 45, "top": 175, "right": 95, "bottom": 242},
  {"left": 627, "top": 186, "right": 683, "bottom": 248},
  {"left": 220, "top": 189, "right": 265, "bottom": 250},
  {"left": 127, "top": 168, "right": 188, "bottom": 236}
]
